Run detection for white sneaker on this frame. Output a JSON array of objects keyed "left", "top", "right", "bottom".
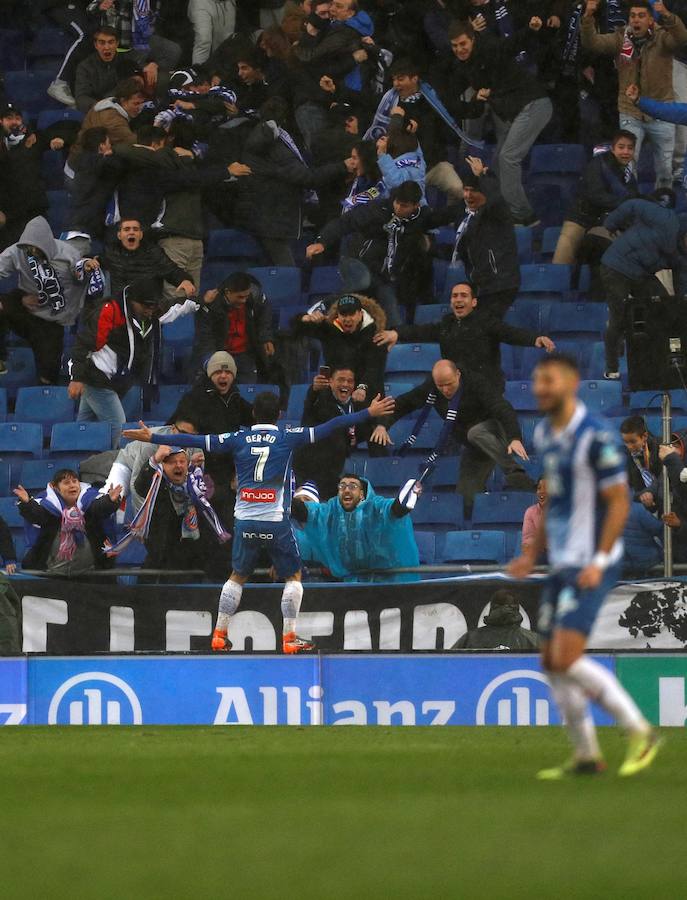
[
  {"left": 604, "top": 371, "right": 620, "bottom": 380},
  {"left": 47, "top": 79, "right": 76, "bottom": 108}
]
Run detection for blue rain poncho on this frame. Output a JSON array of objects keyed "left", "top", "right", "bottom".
[{"left": 296, "top": 479, "right": 419, "bottom": 582}]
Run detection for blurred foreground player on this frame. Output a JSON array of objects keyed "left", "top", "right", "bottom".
[
  {"left": 508, "top": 355, "right": 661, "bottom": 779},
  {"left": 123, "top": 391, "right": 394, "bottom": 653}
]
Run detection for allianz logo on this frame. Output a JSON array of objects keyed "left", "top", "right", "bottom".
[
  {"left": 476, "top": 671, "right": 552, "bottom": 726},
  {"left": 48, "top": 672, "right": 143, "bottom": 725}
]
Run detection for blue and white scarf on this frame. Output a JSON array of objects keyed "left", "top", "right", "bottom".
[
  {"left": 382, "top": 208, "right": 421, "bottom": 276},
  {"left": 364, "top": 83, "right": 484, "bottom": 148},
  {"left": 451, "top": 209, "right": 476, "bottom": 263},
  {"left": 397, "top": 388, "right": 462, "bottom": 483},
  {"left": 25, "top": 254, "right": 65, "bottom": 315},
  {"left": 561, "top": 2, "right": 584, "bottom": 74},
  {"left": 278, "top": 126, "right": 318, "bottom": 203},
  {"left": 75, "top": 259, "right": 105, "bottom": 299}
]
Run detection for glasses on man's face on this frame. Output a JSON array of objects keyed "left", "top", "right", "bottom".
[{"left": 338, "top": 481, "right": 360, "bottom": 492}]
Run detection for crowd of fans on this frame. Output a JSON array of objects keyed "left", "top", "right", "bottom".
[{"left": 0, "top": 0, "right": 686, "bottom": 584}]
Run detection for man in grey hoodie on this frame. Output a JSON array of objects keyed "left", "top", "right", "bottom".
[{"left": 0, "top": 216, "right": 96, "bottom": 383}]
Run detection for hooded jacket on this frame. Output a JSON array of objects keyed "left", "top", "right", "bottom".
[
  {"left": 69, "top": 285, "right": 159, "bottom": 393},
  {"left": 292, "top": 478, "right": 419, "bottom": 582},
  {"left": 291, "top": 295, "right": 388, "bottom": 396},
  {"left": 602, "top": 199, "right": 687, "bottom": 283},
  {"left": 453, "top": 604, "right": 540, "bottom": 650},
  {"left": 581, "top": 11, "right": 687, "bottom": 120},
  {"left": 445, "top": 172, "right": 520, "bottom": 296},
  {"left": 0, "top": 217, "right": 87, "bottom": 326},
  {"left": 69, "top": 97, "right": 137, "bottom": 164},
  {"left": 192, "top": 273, "right": 274, "bottom": 376}
]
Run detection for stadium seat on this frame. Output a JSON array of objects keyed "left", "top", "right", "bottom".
[
  {"left": 50, "top": 422, "right": 113, "bottom": 456},
  {"left": 438, "top": 529, "right": 506, "bottom": 564},
  {"left": 19, "top": 458, "right": 82, "bottom": 491},
  {"left": 118, "top": 421, "right": 164, "bottom": 448},
  {"left": 383, "top": 380, "right": 420, "bottom": 396},
  {"left": 0, "top": 390, "right": 10, "bottom": 424},
  {"left": 41, "top": 148, "right": 67, "bottom": 190},
  {"left": 248, "top": 267, "right": 302, "bottom": 305},
  {"left": 539, "top": 226, "right": 562, "bottom": 261},
  {"left": 413, "top": 492, "right": 464, "bottom": 530},
  {"left": 199, "top": 261, "right": 241, "bottom": 295},
  {"left": 36, "top": 108, "right": 84, "bottom": 131},
  {"left": 386, "top": 343, "right": 439, "bottom": 379},
  {"left": 147, "top": 385, "right": 189, "bottom": 421},
  {"left": 413, "top": 304, "right": 447, "bottom": 325},
  {"left": 238, "top": 384, "right": 277, "bottom": 403},
  {"left": 519, "top": 264, "right": 571, "bottom": 296},
  {"left": 414, "top": 530, "right": 436, "bottom": 565},
  {"left": 441, "top": 262, "right": 468, "bottom": 301},
  {"left": 529, "top": 143, "right": 586, "bottom": 177},
  {"left": 0, "top": 31, "right": 26, "bottom": 72},
  {"left": 472, "top": 492, "right": 533, "bottom": 527},
  {"left": 527, "top": 183, "right": 566, "bottom": 228},
  {"left": 505, "top": 381, "right": 538, "bottom": 413},
  {"left": 309, "top": 266, "right": 344, "bottom": 297},
  {"left": 14, "top": 386, "right": 74, "bottom": 428},
  {"left": 121, "top": 386, "right": 142, "bottom": 421},
  {"left": 587, "top": 342, "right": 628, "bottom": 381},
  {"left": 47, "top": 189, "right": 68, "bottom": 232},
  {"left": 0, "top": 497, "right": 23, "bottom": 530},
  {"left": 432, "top": 259, "right": 449, "bottom": 298},
  {"left": 364, "top": 457, "right": 420, "bottom": 492},
  {"left": 206, "top": 228, "right": 263, "bottom": 263},
  {"left": 286, "top": 383, "right": 310, "bottom": 420},
  {"left": 518, "top": 342, "right": 586, "bottom": 381},
  {"left": 0, "top": 423, "right": 43, "bottom": 481},
  {"left": 4, "top": 71, "right": 62, "bottom": 113},
  {"left": 0, "top": 462, "right": 12, "bottom": 497},
  {"left": 578, "top": 380, "right": 623, "bottom": 415},
  {"left": 389, "top": 416, "right": 444, "bottom": 451},
  {"left": 515, "top": 227, "right": 533, "bottom": 264},
  {"left": 27, "top": 28, "right": 71, "bottom": 59},
  {"left": 504, "top": 299, "right": 548, "bottom": 333},
  {"left": 162, "top": 313, "right": 195, "bottom": 346},
  {"left": 427, "top": 456, "right": 458, "bottom": 491},
  {"left": 3, "top": 348, "right": 38, "bottom": 396},
  {"left": 548, "top": 302, "right": 608, "bottom": 339}
]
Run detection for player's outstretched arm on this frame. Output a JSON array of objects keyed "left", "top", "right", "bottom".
[
  {"left": 121, "top": 422, "right": 233, "bottom": 453},
  {"left": 309, "top": 394, "right": 395, "bottom": 444}
]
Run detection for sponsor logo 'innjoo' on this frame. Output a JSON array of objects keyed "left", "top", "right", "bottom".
[
  {"left": 475, "top": 671, "right": 552, "bottom": 726},
  {"left": 48, "top": 672, "right": 143, "bottom": 725},
  {"left": 240, "top": 488, "right": 277, "bottom": 503}
]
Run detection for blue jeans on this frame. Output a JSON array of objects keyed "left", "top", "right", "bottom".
[
  {"left": 620, "top": 114, "right": 675, "bottom": 188},
  {"left": 77, "top": 385, "right": 126, "bottom": 448}
]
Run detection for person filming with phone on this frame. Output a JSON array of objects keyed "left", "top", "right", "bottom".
[{"left": 293, "top": 364, "right": 387, "bottom": 500}]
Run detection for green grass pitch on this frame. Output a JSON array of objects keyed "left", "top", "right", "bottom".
[{"left": 1, "top": 727, "right": 684, "bottom": 899}]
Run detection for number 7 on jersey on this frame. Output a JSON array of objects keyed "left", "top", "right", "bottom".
[{"left": 251, "top": 446, "right": 270, "bottom": 482}]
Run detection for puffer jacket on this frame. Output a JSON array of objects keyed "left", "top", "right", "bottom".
[
  {"left": 291, "top": 294, "right": 388, "bottom": 396},
  {"left": 452, "top": 604, "right": 540, "bottom": 650},
  {"left": 0, "top": 216, "right": 87, "bottom": 326},
  {"left": 581, "top": 11, "right": 687, "bottom": 120},
  {"left": 602, "top": 199, "right": 687, "bottom": 280}
]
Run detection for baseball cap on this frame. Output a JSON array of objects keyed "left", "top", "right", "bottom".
[
  {"left": 125, "top": 276, "right": 163, "bottom": 307},
  {"left": 337, "top": 295, "right": 362, "bottom": 315},
  {"left": 206, "top": 351, "right": 238, "bottom": 379}
]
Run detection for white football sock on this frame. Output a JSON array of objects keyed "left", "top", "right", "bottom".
[
  {"left": 216, "top": 580, "right": 243, "bottom": 632},
  {"left": 281, "top": 580, "right": 304, "bottom": 635},
  {"left": 548, "top": 673, "right": 601, "bottom": 762},
  {"left": 567, "top": 657, "right": 649, "bottom": 735}
]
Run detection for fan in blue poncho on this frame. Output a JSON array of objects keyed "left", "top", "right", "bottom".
[{"left": 291, "top": 475, "right": 420, "bottom": 582}]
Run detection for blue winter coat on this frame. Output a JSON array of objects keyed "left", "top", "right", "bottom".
[
  {"left": 295, "top": 480, "right": 419, "bottom": 582},
  {"left": 602, "top": 199, "right": 687, "bottom": 280}
]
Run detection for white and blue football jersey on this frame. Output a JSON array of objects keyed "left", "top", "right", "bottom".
[{"left": 534, "top": 402, "right": 628, "bottom": 569}]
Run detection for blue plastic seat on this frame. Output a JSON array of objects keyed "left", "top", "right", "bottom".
[
  {"left": 527, "top": 183, "right": 566, "bottom": 228},
  {"left": 441, "top": 262, "right": 468, "bottom": 301},
  {"left": 309, "top": 266, "right": 343, "bottom": 297},
  {"left": 578, "top": 380, "right": 623, "bottom": 415},
  {"left": 432, "top": 259, "right": 449, "bottom": 299},
  {"left": 0, "top": 389, "right": 9, "bottom": 424},
  {"left": 147, "top": 385, "right": 190, "bottom": 422},
  {"left": 286, "top": 383, "right": 310, "bottom": 420},
  {"left": 50, "top": 421, "right": 113, "bottom": 455},
  {"left": 206, "top": 228, "right": 263, "bottom": 262},
  {"left": 413, "top": 492, "right": 464, "bottom": 530},
  {"left": 414, "top": 530, "right": 436, "bottom": 565},
  {"left": 515, "top": 227, "right": 533, "bottom": 264},
  {"left": 383, "top": 380, "right": 420, "bottom": 397},
  {"left": 363, "top": 457, "right": 420, "bottom": 491},
  {"left": 28, "top": 28, "right": 72, "bottom": 59},
  {"left": 15, "top": 386, "right": 74, "bottom": 427},
  {"left": 248, "top": 267, "right": 302, "bottom": 306},
  {"left": 3, "top": 348, "right": 38, "bottom": 396},
  {"left": 386, "top": 343, "right": 439, "bottom": 379},
  {"left": 529, "top": 143, "right": 586, "bottom": 176},
  {"left": 0, "top": 423, "right": 43, "bottom": 481},
  {"left": 37, "top": 108, "right": 84, "bottom": 131},
  {"left": 237, "top": 384, "right": 276, "bottom": 404},
  {"left": 121, "top": 387, "right": 142, "bottom": 421},
  {"left": 505, "top": 381, "right": 538, "bottom": 413},
  {"left": 0, "top": 497, "right": 23, "bottom": 530},
  {"left": 0, "top": 462, "right": 12, "bottom": 496},
  {"left": 413, "top": 304, "right": 447, "bottom": 325},
  {"left": 427, "top": 456, "right": 459, "bottom": 491},
  {"left": 4, "top": 71, "right": 61, "bottom": 113},
  {"left": 539, "top": 226, "right": 562, "bottom": 261},
  {"left": 504, "top": 299, "right": 548, "bottom": 333},
  {"left": 20, "top": 458, "right": 83, "bottom": 490},
  {"left": 548, "top": 302, "right": 608, "bottom": 339},
  {"left": 519, "top": 339, "right": 588, "bottom": 381},
  {"left": 389, "top": 416, "right": 444, "bottom": 451},
  {"left": 438, "top": 529, "right": 506, "bottom": 564},
  {"left": 199, "top": 261, "right": 234, "bottom": 295},
  {"left": 520, "top": 264, "right": 571, "bottom": 296},
  {"left": 162, "top": 313, "right": 195, "bottom": 346},
  {"left": 472, "top": 492, "right": 533, "bottom": 527},
  {"left": 47, "top": 189, "right": 68, "bottom": 232}
]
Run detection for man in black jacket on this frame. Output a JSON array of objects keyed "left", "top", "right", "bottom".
[
  {"left": 307, "top": 182, "right": 460, "bottom": 326},
  {"left": 173, "top": 351, "right": 254, "bottom": 526},
  {"left": 554, "top": 130, "right": 640, "bottom": 264},
  {"left": 441, "top": 158, "right": 521, "bottom": 318},
  {"left": 371, "top": 358, "right": 534, "bottom": 506},
  {"left": 292, "top": 293, "right": 388, "bottom": 399},
  {"left": 62, "top": 126, "right": 120, "bottom": 252},
  {"left": 293, "top": 365, "right": 382, "bottom": 500},
  {"left": 101, "top": 219, "right": 196, "bottom": 300},
  {"left": 375, "top": 281, "right": 555, "bottom": 387},
  {"left": 193, "top": 271, "right": 277, "bottom": 383},
  {"left": 447, "top": 19, "right": 553, "bottom": 226},
  {"left": 73, "top": 25, "right": 149, "bottom": 113}
]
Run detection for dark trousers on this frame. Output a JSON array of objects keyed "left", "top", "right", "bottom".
[
  {"left": 456, "top": 419, "right": 533, "bottom": 507},
  {"left": 0, "top": 299, "right": 65, "bottom": 383},
  {"left": 479, "top": 288, "right": 518, "bottom": 320}
]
